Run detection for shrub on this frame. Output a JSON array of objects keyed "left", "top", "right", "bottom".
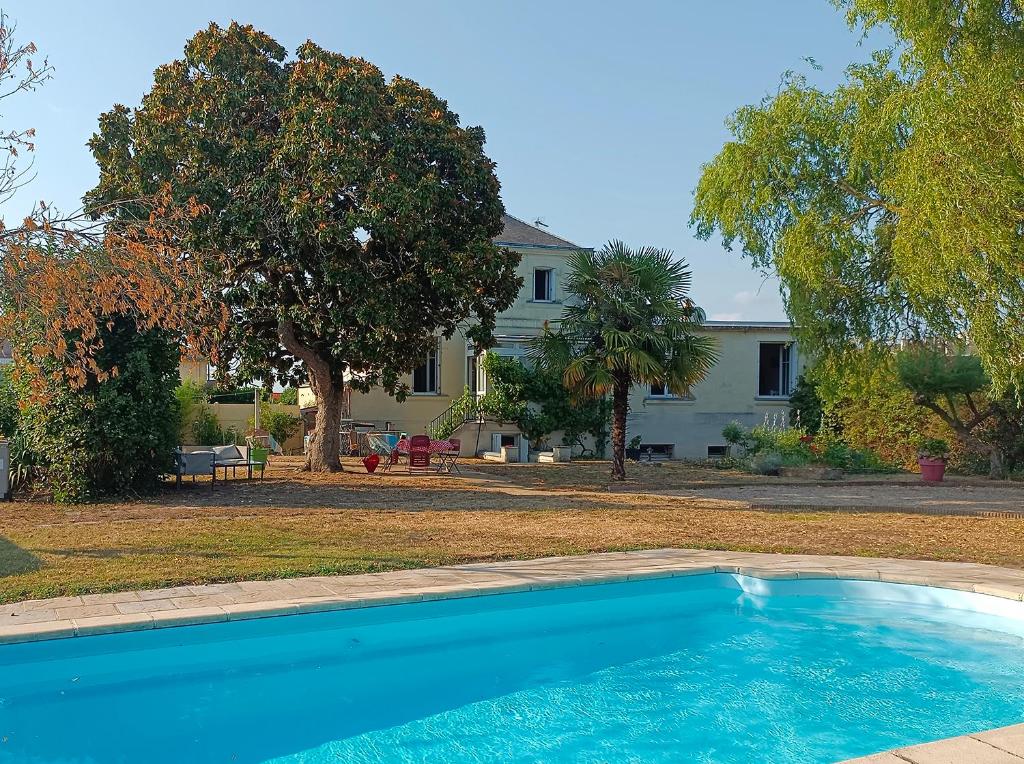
[
  {"left": 251, "top": 402, "right": 302, "bottom": 447},
  {"left": 721, "top": 421, "right": 748, "bottom": 449},
  {"left": 0, "top": 366, "right": 16, "bottom": 438},
  {"left": 789, "top": 373, "right": 824, "bottom": 434},
  {"left": 17, "top": 322, "right": 181, "bottom": 502},
  {"left": 278, "top": 387, "right": 298, "bottom": 406},
  {"left": 174, "top": 379, "right": 208, "bottom": 443},
  {"left": 723, "top": 415, "right": 895, "bottom": 474},
  {"left": 191, "top": 406, "right": 225, "bottom": 445},
  {"left": 749, "top": 451, "right": 783, "bottom": 475}
]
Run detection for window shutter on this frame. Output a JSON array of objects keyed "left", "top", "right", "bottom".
[{"left": 435, "top": 340, "right": 441, "bottom": 394}]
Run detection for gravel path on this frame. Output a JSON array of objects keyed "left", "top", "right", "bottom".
[{"left": 668, "top": 483, "right": 1024, "bottom": 516}]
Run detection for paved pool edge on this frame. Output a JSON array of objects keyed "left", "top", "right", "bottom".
[
  {"left": 4, "top": 548, "right": 1024, "bottom": 762},
  {"left": 841, "top": 722, "right": 1024, "bottom": 762},
  {"left": 5, "top": 548, "right": 1024, "bottom": 645}
]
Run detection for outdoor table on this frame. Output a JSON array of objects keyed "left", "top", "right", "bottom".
[{"left": 395, "top": 438, "right": 460, "bottom": 473}]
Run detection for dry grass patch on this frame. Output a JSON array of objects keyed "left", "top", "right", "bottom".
[{"left": 3, "top": 497, "right": 1024, "bottom": 603}]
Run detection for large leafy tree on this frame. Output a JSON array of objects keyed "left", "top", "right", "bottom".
[
  {"left": 691, "top": 0, "right": 1024, "bottom": 393},
  {"left": 86, "top": 22, "right": 521, "bottom": 471},
  {"left": 530, "top": 243, "right": 718, "bottom": 481}
]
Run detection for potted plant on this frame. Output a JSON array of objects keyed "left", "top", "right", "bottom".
[{"left": 917, "top": 437, "right": 949, "bottom": 482}]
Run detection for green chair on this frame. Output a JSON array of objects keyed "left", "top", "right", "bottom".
[{"left": 250, "top": 447, "right": 270, "bottom": 480}]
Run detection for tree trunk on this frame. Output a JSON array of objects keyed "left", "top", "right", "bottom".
[
  {"left": 610, "top": 373, "right": 630, "bottom": 482},
  {"left": 278, "top": 319, "right": 342, "bottom": 472},
  {"left": 989, "top": 446, "right": 1006, "bottom": 480},
  {"left": 305, "top": 371, "right": 343, "bottom": 472}
]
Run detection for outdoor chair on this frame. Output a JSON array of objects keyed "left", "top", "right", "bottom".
[
  {"left": 408, "top": 447, "right": 431, "bottom": 473},
  {"left": 365, "top": 432, "right": 400, "bottom": 473},
  {"left": 173, "top": 450, "right": 215, "bottom": 488},
  {"left": 250, "top": 447, "right": 270, "bottom": 480},
  {"left": 408, "top": 434, "right": 432, "bottom": 474},
  {"left": 436, "top": 438, "right": 461, "bottom": 474}
]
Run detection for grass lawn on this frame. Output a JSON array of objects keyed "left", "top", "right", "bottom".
[{"left": 2, "top": 457, "right": 1024, "bottom": 603}]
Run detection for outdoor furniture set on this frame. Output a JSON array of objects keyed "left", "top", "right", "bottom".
[
  {"left": 364, "top": 433, "right": 461, "bottom": 474},
  {"left": 172, "top": 444, "right": 269, "bottom": 488}
]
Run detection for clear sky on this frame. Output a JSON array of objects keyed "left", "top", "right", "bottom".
[{"left": 4, "top": 1, "right": 883, "bottom": 321}]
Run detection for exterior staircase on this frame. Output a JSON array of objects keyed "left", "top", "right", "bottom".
[{"left": 427, "top": 395, "right": 483, "bottom": 441}]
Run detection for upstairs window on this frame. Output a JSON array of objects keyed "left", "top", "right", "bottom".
[
  {"left": 533, "top": 268, "right": 553, "bottom": 301},
  {"left": 758, "top": 342, "right": 793, "bottom": 397},
  {"left": 412, "top": 343, "right": 439, "bottom": 394}
]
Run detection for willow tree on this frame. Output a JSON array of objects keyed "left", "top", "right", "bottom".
[
  {"left": 86, "top": 22, "right": 521, "bottom": 471},
  {"left": 530, "top": 243, "right": 718, "bottom": 481},
  {"left": 691, "top": 0, "right": 1024, "bottom": 394}
]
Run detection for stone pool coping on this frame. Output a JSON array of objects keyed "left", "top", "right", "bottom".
[
  {"left": 4, "top": 548, "right": 1024, "bottom": 761},
  {"left": 6, "top": 548, "right": 1024, "bottom": 645}
]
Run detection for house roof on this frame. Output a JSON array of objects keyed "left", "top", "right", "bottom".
[
  {"left": 494, "top": 214, "right": 581, "bottom": 249},
  {"left": 702, "top": 320, "right": 794, "bottom": 331}
]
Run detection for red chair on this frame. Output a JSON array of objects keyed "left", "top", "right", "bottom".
[
  {"left": 407, "top": 434, "right": 433, "bottom": 473},
  {"left": 408, "top": 447, "right": 431, "bottom": 473}
]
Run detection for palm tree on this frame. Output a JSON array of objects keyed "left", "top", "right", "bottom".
[{"left": 530, "top": 242, "right": 719, "bottom": 481}]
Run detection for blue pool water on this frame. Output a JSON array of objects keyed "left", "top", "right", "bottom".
[{"left": 2, "top": 574, "right": 1024, "bottom": 763}]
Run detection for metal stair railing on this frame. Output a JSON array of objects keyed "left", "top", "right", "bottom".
[{"left": 427, "top": 395, "right": 482, "bottom": 440}]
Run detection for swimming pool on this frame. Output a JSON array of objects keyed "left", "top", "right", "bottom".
[{"left": 1, "top": 573, "right": 1023, "bottom": 763}]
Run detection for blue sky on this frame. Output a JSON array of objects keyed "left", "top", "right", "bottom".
[{"left": 4, "top": 1, "right": 882, "bottom": 321}]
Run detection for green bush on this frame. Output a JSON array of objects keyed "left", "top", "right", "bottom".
[
  {"left": 479, "top": 354, "right": 610, "bottom": 457},
  {"left": 174, "top": 379, "right": 207, "bottom": 443},
  {"left": 750, "top": 451, "right": 783, "bottom": 475},
  {"left": 17, "top": 321, "right": 181, "bottom": 503},
  {"left": 251, "top": 402, "right": 301, "bottom": 446},
  {"left": 0, "top": 366, "right": 16, "bottom": 438},
  {"left": 278, "top": 387, "right": 298, "bottom": 406},
  {"left": 191, "top": 406, "right": 225, "bottom": 445},
  {"left": 722, "top": 416, "right": 896, "bottom": 474},
  {"left": 788, "top": 373, "right": 824, "bottom": 434}
]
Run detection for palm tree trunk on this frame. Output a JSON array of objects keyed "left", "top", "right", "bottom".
[{"left": 610, "top": 372, "right": 630, "bottom": 481}]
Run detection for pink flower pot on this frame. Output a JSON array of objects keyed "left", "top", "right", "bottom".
[{"left": 918, "top": 457, "right": 946, "bottom": 482}]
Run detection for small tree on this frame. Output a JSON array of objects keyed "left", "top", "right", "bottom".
[
  {"left": 895, "top": 347, "right": 1021, "bottom": 478},
  {"left": 530, "top": 243, "right": 718, "bottom": 481},
  {"left": 86, "top": 22, "right": 521, "bottom": 473},
  {"left": 479, "top": 354, "right": 610, "bottom": 456}
]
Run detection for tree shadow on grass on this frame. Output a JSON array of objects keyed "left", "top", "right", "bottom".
[{"left": 0, "top": 536, "right": 42, "bottom": 577}]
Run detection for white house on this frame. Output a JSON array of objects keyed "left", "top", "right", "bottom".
[{"left": 299, "top": 215, "right": 804, "bottom": 459}]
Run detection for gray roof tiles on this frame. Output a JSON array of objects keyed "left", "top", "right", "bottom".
[{"left": 495, "top": 214, "right": 581, "bottom": 249}]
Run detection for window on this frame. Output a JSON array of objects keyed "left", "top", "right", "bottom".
[
  {"left": 707, "top": 445, "right": 729, "bottom": 458},
  {"left": 467, "top": 352, "right": 487, "bottom": 396},
  {"left": 533, "top": 268, "right": 553, "bottom": 301},
  {"left": 412, "top": 343, "right": 439, "bottom": 394},
  {"left": 648, "top": 382, "right": 693, "bottom": 400},
  {"left": 758, "top": 342, "right": 793, "bottom": 397},
  {"left": 649, "top": 382, "right": 672, "bottom": 398}
]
